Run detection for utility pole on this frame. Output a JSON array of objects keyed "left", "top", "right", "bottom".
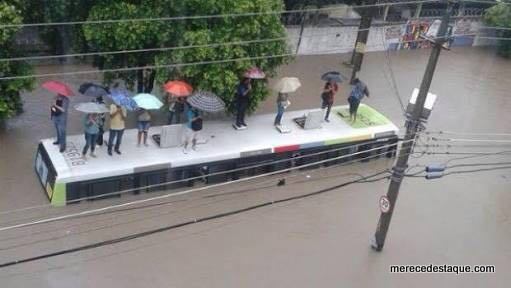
[
  {"left": 349, "top": 0, "right": 376, "bottom": 82},
  {"left": 371, "top": 0, "right": 454, "bottom": 252}
]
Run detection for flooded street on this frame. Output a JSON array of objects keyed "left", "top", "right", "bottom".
[{"left": 1, "top": 47, "right": 511, "bottom": 287}]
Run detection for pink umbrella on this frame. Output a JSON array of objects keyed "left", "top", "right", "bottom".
[
  {"left": 243, "top": 67, "right": 265, "bottom": 79},
  {"left": 42, "top": 80, "right": 74, "bottom": 97}
]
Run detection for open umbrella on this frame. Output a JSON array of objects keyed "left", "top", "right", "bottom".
[
  {"left": 321, "top": 71, "right": 348, "bottom": 83},
  {"left": 244, "top": 67, "right": 265, "bottom": 79},
  {"left": 163, "top": 80, "right": 193, "bottom": 97},
  {"left": 108, "top": 89, "right": 138, "bottom": 111},
  {"left": 187, "top": 91, "right": 225, "bottom": 113},
  {"left": 273, "top": 77, "right": 301, "bottom": 93},
  {"left": 79, "top": 82, "right": 109, "bottom": 98},
  {"left": 133, "top": 93, "right": 163, "bottom": 110},
  {"left": 74, "top": 102, "right": 109, "bottom": 113},
  {"left": 42, "top": 80, "right": 74, "bottom": 97}
]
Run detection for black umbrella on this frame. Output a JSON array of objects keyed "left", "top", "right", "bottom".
[
  {"left": 321, "top": 71, "right": 348, "bottom": 83},
  {"left": 79, "top": 82, "right": 109, "bottom": 98}
]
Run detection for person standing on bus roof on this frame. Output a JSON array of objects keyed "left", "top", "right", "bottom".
[
  {"left": 183, "top": 105, "right": 202, "bottom": 154},
  {"left": 82, "top": 113, "right": 100, "bottom": 159},
  {"left": 234, "top": 77, "right": 251, "bottom": 129},
  {"left": 321, "top": 81, "right": 338, "bottom": 122},
  {"left": 108, "top": 103, "right": 127, "bottom": 156},
  {"left": 274, "top": 92, "right": 290, "bottom": 127},
  {"left": 136, "top": 108, "right": 151, "bottom": 147},
  {"left": 348, "top": 78, "right": 370, "bottom": 123},
  {"left": 50, "top": 94, "right": 69, "bottom": 153},
  {"left": 94, "top": 96, "right": 106, "bottom": 147}
]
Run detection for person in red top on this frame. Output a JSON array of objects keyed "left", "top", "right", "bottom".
[{"left": 321, "top": 81, "right": 339, "bottom": 122}]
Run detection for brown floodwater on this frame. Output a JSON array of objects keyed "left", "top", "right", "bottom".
[{"left": 0, "top": 47, "right": 510, "bottom": 287}]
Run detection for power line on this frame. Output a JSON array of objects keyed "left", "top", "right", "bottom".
[
  {"left": 427, "top": 130, "right": 511, "bottom": 137},
  {"left": 0, "top": 137, "right": 406, "bottom": 217},
  {"left": 0, "top": 169, "right": 390, "bottom": 269},
  {"left": 0, "top": 149, "right": 399, "bottom": 251},
  {"left": 0, "top": 141, "right": 405, "bottom": 233},
  {"left": 0, "top": 1, "right": 437, "bottom": 29}
]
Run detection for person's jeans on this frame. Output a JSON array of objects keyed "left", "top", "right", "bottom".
[
  {"left": 83, "top": 133, "right": 98, "bottom": 155},
  {"left": 274, "top": 103, "right": 285, "bottom": 125},
  {"left": 53, "top": 117, "right": 67, "bottom": 151},
  {"left": 322, "top": 102, "right": 332, "bottom": 120},
  {"left": 236, "top": 100, "right": 248, "bottom": 126},
  {"left": 108, "top": 129, "right": 124, "bottom": 152}
]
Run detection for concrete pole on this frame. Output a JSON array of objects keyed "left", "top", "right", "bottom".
[{"left": 371, "top": 0, "right": 454, "bottom": 252}]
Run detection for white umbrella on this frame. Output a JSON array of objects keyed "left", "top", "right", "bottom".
[
  {"left": 74, "top": 102, "right": 109, "bottom": 113},
  {"left": 273, "top": 77, "right": 301, "bottom": 93}
]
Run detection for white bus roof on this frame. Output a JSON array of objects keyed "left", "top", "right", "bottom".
[{"left": 40, "top": 104, "right": 398, "bottom": 184}]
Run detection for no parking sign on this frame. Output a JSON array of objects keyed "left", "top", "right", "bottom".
[{"left": 379, "top": 195, "right": 391, "bottom": 213}]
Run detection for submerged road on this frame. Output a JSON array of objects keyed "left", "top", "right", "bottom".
[{"left": 0, "top": 47, "right": 510, "bottom": 287}]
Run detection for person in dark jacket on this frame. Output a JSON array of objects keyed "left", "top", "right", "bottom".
[
  {"left": 235, "top": 77, "right": 251, "bottom": 128},
  {"left": 94, "top": 96, "right": 106, "bottom": 146},
  {"left": 321, "top": 81, "right": 338, "bottom": 122}
]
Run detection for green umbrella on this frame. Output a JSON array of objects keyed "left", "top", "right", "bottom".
[{"left": 133, "top": 93, "right": 163, "bottom": 110}]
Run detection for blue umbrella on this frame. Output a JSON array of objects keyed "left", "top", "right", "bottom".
[{"left": 108, "top": 89, "right": 138, "bottom": 111}]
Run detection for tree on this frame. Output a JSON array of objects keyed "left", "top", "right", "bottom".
[
  {"left": 0, "top": 1, "right": 34, "bottom": 121},
  {"left": 83, "top": 0, "right": 178, "bottom": 93},
  {"left": 156, "top": 0, "right": 290, "bottom": 112},
  {"left": 484, "top": 3, "right": 511, "bottom": 57}
]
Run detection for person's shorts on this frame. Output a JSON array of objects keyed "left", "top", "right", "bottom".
[
  {"left": 348, "top": 97, "right": 360, "bottom": 114},
  {"left": 137, "top": 121, "right": 150, "bottom": 132}
]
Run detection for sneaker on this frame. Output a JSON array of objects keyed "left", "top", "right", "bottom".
[
  {"left": 325, "top": 119, "right": 330, "bottom": 123},
  {"left": 192, "top": 145, "right": 198, "bottom": 151},
  {"left": 53, "top": 141, "right": 59, "bottom": 145},
  {"left": 137, "top": 143, "right": 141, "bottom": 148},
  {"left": 242, "top": 123, "right": 248, "bottom": 127},
  {"left": 182, "top": 147, "right": 189, "bottom": 154},
  {"left": 59, "top": 148, "right": 66, "bottom": 153},
  {"left": 108, "top": 150, "right": 113, "bottom": 156},
  {"left": 90, "top": 153, "right": 97, "bottom": 158},
  {"left": 115, "top": 150, "right": 122, "bottom": 155},
  {"left": 82, "top": 154, "right": 87, "bottom": 160},
  {"left": 144, "top": 143, "right": 149, "bottom": 147}
]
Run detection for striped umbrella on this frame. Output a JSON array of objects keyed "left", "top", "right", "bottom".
[{"left": 187, "top": 91, "right": 225, "bottom": 112}]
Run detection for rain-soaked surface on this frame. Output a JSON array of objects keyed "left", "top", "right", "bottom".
[{"left": 0, "top": 47, "right": 511, "bottom": 287}]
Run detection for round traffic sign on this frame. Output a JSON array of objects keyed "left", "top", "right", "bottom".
[{"left": 379, "top": 196, "right": 390, "bottom": 213}]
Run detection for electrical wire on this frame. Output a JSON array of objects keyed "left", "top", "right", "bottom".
[
  {"left": 0, "top": 137, "right": 407, "bottom": 217},
  {"left": 0, "top": 169, "right": 390, "bottom": 269},
  {"left": 426, "top": 130, "right": 511, "bottom": 137},
  {"left": 0, "top": 1, "right": 438, "bottom": 29},
  {"left": 406, "top": 165, "right": 511, "bottom": 178},
  {"left": 0, "top": 154, "right": 396, "bottom": 251},
  {"left": 0, "top": 140, "right": 407, "bottom": 233}
]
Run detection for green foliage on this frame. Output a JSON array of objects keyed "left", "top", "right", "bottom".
[
  {"left": 484, "top": 3, "right": 511, "bottom": 57},
  {"left": 156, "top": 0, "right": 290, "bottom": 113},
  {"left": 0, "top": 1, "right": 34, "bottom": 120},
  {"left": 83, "top": 1, "right": 176, "bottom": 92}
]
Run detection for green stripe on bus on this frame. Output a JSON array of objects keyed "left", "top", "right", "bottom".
[
  {"left": 324, "top": 134, "right": 372, "bottom": 145},
  {"left": 51, "top": 182, "right": 66, "bottom": 207}
]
